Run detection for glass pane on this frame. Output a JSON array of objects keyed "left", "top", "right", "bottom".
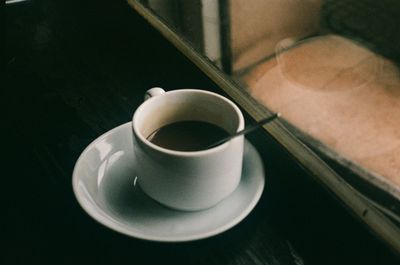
[
  {"left": 137, "top": 0, "right": 400, "bottom": 192},
  {"left": 233, "top": 0, "right": 400, "bottom": 192}
]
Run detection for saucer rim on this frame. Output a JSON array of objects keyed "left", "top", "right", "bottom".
[{"left": 72, "top": 122, "right": 265, "bottom": 242}]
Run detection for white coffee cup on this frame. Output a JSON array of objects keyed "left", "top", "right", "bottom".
[{"left": 132, "top": 88, "right": 245, "bottom": 211}]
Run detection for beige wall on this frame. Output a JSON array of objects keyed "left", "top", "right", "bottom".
[{"left": 230, "top": 0, "right": 321, "bottom": 72}]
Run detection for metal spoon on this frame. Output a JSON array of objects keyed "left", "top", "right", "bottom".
[{"left": 207, "top": 113, "right": 281, "bottom": 149}]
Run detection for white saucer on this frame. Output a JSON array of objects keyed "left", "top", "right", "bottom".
[{"left": 72, "top": 122, "right": 265, "bottom": 242}]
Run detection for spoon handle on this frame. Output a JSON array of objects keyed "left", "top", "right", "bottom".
[{"left": 207, "top": 113, "right": 280, "bottom": 149}]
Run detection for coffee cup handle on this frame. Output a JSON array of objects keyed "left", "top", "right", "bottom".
[{"left": 144, "top": 87, "right": 165, "bottom": 101}]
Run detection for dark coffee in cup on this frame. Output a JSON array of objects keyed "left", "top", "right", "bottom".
[{"left": 147, "top": 120, "right": 230, "bottom": 151}]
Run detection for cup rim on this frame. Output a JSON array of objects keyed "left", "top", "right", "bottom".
[{"left": 132, "top": 89, "right": 245, "bottom": 157}]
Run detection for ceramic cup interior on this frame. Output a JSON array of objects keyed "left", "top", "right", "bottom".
[{"left": 133, "top": 89, "right": 244, "bottom": 152}]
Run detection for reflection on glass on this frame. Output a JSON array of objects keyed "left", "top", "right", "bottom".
[
  {"left": 229, "top": 0, "right": 321, "bottom": 73},
  {"left": 139, "top": 0, "right": 400, "bottom": 189},
  {"left": 247, "top": 35, "right": 400, "bottom": 188},
  {"left": 146, "top": 0, "right": 225, "bottom": 68}
]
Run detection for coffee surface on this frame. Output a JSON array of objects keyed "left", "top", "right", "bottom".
[{"left": 147, "top": 120, "right": 230, "bottom": 151}]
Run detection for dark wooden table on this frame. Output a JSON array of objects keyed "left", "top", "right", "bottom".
[{"left": 5, "top": 0, "right": 399, "bottom": 264}]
